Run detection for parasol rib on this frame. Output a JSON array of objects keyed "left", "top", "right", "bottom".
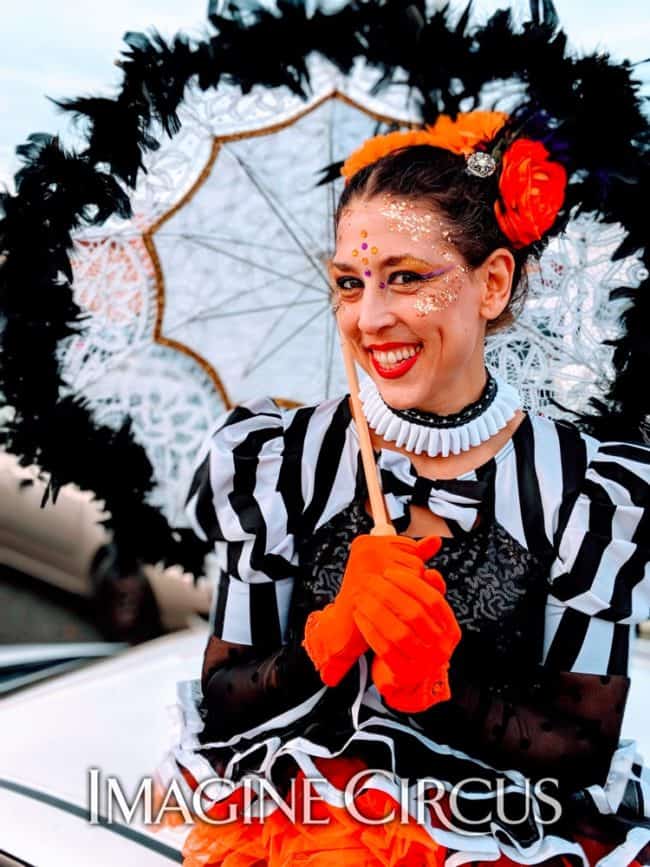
[{"left": 226, "top": 147, "right": 331, "bottom": 292}]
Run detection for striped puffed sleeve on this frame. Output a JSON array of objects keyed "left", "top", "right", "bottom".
[
  {"left": 543, "top": 439, "right": 650, "bottom": 675},
  {"left": 185, "top": 397, "right": 300, "bottom": 651}
]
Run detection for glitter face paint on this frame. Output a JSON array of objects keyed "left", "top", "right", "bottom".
[
  {"left": 407, "top": 265, "right": 464, "bottom": 315},
  {"left": 372, "top": 198, "right": 466, "bottom": 315},
  {"left": 380, "top": 197, "right": 438, "bottom": 243},
  {"left": 414, "top": 285, "right": 459, "bottom": 315},
  {"left": 332, "top": 204, "right": 466, "bottom": 317}
]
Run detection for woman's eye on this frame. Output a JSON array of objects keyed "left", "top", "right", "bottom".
[
  {"left": 389, "top": 271, "right": 425, "bottom": 285},
  {"left": 336, "top": 276, "right": 364, "bottom": 291}
]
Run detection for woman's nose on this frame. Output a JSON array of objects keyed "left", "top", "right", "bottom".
[{"left": 356, "top": 285, "right": 398, "bottom": 334}]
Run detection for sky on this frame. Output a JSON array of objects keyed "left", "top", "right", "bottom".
[{"left": 0, "top": 0, "right": 648, "bottom": 190}]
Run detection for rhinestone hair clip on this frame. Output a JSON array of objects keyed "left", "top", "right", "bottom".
[{"left": 466, "top": 151, "right": 497, "bottom": 178}]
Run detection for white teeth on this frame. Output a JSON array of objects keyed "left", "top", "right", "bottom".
[{"left": 371, "top": 345, "right": 422, "bottom": 367}]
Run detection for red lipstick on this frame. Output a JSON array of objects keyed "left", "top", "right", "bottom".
[{"left": 369, "top": 349, "right": 422, "bottom": 379}]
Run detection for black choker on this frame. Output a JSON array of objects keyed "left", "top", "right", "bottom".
[{"left": 386, "top": 373, "right": 497, "bottom": 429}]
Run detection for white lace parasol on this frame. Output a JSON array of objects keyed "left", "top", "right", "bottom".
[{"left": 59, "top": 54, "right": 648, "bottom": 525}]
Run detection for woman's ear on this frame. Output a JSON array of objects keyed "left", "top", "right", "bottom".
[{"left": 478, "top": 248, "right": 515, "bottom": 322}]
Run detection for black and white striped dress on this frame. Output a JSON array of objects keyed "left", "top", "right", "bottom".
[{"left": 173, "top": 394, "right": 650, "bottom": 865}]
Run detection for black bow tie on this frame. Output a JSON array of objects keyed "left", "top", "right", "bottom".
[{"left": 379, "top": 467, "right": 490, "bottom": 535}]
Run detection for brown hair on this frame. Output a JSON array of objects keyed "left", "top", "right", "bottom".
[{"left": 335, "top": 145, "right": 535, "bottom": 333}]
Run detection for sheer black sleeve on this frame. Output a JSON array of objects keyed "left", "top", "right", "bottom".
[
  {"left": 199, "top": 634, "right": 324, "bottom": 742},
  {"left": 420, "top": 668, "right": 630, "bottom": 794}
]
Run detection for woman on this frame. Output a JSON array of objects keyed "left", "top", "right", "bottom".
[{"left": 173, "top": 113, "right": 650, "bottom": 866}]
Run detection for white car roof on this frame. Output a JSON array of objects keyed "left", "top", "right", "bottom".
[{"left": 0, "top": 626, "right": 207, "bottom": 867}]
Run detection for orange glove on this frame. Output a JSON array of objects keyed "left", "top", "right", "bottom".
[
  {"left": 371, "top": 657, "right": 452, "bottom": 712},
  {"left": 302, "top": 534, "right": 441, "bottom": 687},
  {"left": 354, "top": 564, "right": 461, "bottom": 713}
]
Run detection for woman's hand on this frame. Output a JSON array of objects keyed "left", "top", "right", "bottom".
[
  {"left": 371, "top": 656, "right": 452, "bottom": 713},
  {"left": 302, "top": 534, "right": 441, "bottom": 686},
  {"left": 354, "top": 563, "right": 461, "bottom": 712}
]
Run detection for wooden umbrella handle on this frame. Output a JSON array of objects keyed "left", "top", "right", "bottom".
[{"left": 340, "top": 337, "right": 396, "bottom": 536}]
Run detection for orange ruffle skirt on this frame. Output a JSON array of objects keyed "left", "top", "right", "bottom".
[{"left": 172, "top": 757, "right": 642, "bottom": 867}]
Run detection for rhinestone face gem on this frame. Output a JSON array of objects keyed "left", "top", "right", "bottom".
[{"left": 466, "top": 151, "right": 497, "bottom": 178}]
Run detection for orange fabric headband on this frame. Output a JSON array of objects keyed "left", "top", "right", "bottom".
[{"left": 341, "top": 111, "right": 567, "bottom": 249}]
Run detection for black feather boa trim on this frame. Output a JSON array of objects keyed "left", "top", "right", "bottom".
[{"left": 0, "top": 0, "right": 648, "bottom": 576}]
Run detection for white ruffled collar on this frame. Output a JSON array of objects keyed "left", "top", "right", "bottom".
[{"left": 359, "top": 375, "right": 522, "bottom": 458}]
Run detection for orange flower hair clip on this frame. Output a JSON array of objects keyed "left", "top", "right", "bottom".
[
  {"left": 340, "top": 110, "right": 567, "bottom": 249},
  {"left": 340, "top": 111, "right": 508, "bottom": 181},
  {"left": 495, "top": 138, "right": 567, "bottom": 248}
]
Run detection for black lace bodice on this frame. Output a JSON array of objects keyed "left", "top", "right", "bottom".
[{"left": 292, "top": 497, "right": 551, "bottom": 693}]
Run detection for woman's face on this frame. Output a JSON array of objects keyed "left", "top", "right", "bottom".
[{"left": 330, "top": 195, "right": 509, "bottom": 414}]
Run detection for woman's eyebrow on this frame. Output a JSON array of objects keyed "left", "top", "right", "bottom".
[
  {"left": 382, "top": 254, "right": 435, "bottom": 268},
  {"left": 329, "top": 254, "right": 437, "bottom": 272}
]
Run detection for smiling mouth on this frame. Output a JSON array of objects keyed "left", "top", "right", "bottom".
[{"left": 367, "top": 343, "right": 423, "bottom": 378}]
